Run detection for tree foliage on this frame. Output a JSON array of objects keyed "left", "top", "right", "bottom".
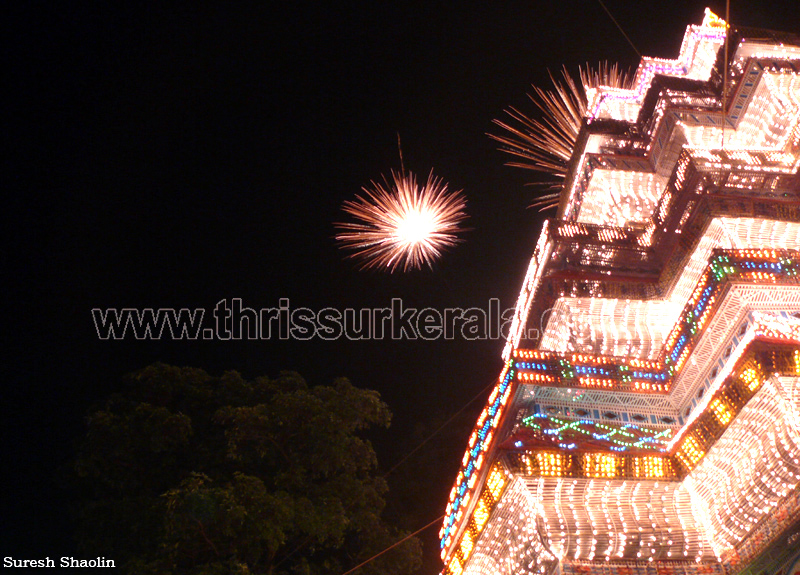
[{"left": 73, "top": 363, "right": 421, "bottom": 575}]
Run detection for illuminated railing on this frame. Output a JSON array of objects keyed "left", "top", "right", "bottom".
[
  {"left": 446, "top": 342, "right": 800, "bottom": 573},
  {"left": 512, "top": 249, "right": 800, "bottom": 392}
]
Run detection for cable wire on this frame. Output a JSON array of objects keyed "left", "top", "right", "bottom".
[
  {"left": 722, "top": 0, "right": 730, "bottom": 150},
  {"left": 383, "top": 378, "right": 496, "bottom": 477},
  {"left": 595, "top": 0, "right": 641, "bottom": 57},
  {"left": 340, "top": 515, "right": 445, "bottom": 575}
]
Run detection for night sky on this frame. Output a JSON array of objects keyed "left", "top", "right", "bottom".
[{"left": 7, "top": 2, "right": 799, "bottom": 573}]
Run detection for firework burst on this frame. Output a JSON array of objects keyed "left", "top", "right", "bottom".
[
  {"left": 490, "top": 62, "right": 632, "bottom": 210},
  {"left": 336, "top": 170, "right": 467, "bottom": 272}
]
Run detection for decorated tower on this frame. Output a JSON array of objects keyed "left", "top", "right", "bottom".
[{"left": 441, "top": 10, "right": 800, "bottom": 575}]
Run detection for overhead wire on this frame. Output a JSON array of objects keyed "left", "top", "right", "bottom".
[
  {"left": 383, "top": 377, "right": 496, "bottom": 478},
  {"left": 347, "top": 378, "right": 498, "bottom": 573},
  {"left": 339, "top": 515, "right": 445, "bottom": 575},
  {"left": 595, "top": 0, "right": 641, "bottom": 57},
  {"left": 722, "top": 0, "right": 731, "bottom": 150}
]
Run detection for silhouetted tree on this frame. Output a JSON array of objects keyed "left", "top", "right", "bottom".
[{"left": 73, "top": 363, "right": 421, "bottom": 575}]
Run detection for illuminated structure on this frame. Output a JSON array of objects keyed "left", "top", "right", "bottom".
[{"left": 442, "top": 10, "right": 800, "bottom": 575}]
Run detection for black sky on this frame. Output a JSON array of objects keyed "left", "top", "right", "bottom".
[{"left": 6, "top": 2, "right": 800, "bottom": 573}]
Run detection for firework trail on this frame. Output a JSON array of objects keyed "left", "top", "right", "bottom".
[{"left": 490, "top": 62, "right": 632, "bottom": 210}]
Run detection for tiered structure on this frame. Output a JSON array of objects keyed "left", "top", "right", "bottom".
[{"left": 442, "top": 11, "right": 800, "bottom": 575}]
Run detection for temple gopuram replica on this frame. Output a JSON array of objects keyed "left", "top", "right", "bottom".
[{"left": 441, "top": 10, "right": 800, "bottom": 575}]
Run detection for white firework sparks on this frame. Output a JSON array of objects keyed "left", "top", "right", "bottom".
[{"left": 336, "top": 170, "right": 467, "bottom": 272}]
